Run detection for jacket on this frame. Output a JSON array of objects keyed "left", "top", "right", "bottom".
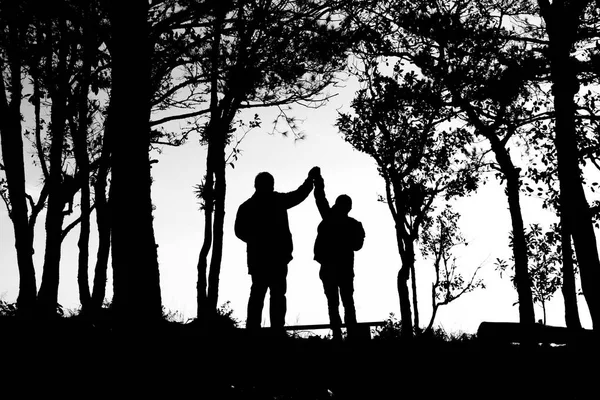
[{"left": 235, "top": 178, "right": 312, "bottom": 274}]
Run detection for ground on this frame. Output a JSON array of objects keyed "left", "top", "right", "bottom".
[{"left": 2, "top": 317, "right": 597, "bottom": 399}]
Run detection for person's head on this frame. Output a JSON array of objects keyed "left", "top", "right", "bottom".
[
  {"left": 254, "top": 172, "right": 274, "bottom": 194},
  {"left": 333, "top": 194, "right": 352, "bottom": 215}
]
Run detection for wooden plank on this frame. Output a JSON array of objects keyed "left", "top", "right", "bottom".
[
  {"left": 282, "top": 321, "right": 387, "bottom": 341},
  {"left": 282, "top": 321, "right": 387, "bottom": 331}
]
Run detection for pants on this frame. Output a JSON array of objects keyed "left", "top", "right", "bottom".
[
  {"left": 246, "top": 263, "right": 288, "bottom": 330},
  {"left": 319, "top": 264, "right": 356, "bottom": 339}
]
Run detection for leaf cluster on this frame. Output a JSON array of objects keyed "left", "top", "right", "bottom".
[
  {"left": 337, "top": 61, "right": 482, "bottom": 234},
  {"left": 421, "top": 207, "right": 485, "bottom": 306},
  {"left": 495, "top": 222, "right": 564, "bottom": 305}
]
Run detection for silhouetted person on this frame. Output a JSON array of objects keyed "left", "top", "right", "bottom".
[
  {"left": 235, "top": 169, "right": 318, "bottom": 333},
  {"left": 313, "top": 168, "right": 365, "bottom": 342}
]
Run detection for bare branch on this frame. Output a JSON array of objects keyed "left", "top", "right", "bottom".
[
  {"left": 150, "top": 108, "right": 211, "bottom": 127},
  {"left": 61, "top": 204, "right": 97, "bottom": 242}
]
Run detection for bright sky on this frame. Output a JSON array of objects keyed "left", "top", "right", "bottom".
[{"left": 0, "top": 77, "right": 593, "bottom": 334}]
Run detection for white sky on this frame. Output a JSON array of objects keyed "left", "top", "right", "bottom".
[{"left": 0, "top": 78, "right": 594, "bottom": 334}]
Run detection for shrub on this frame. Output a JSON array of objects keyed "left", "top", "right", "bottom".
[
  {"left": 372, "top": 313, "right": 404, "bottom": 341},
  {"left": 0, "top": 299, "right": 17, "bottom": 317}
]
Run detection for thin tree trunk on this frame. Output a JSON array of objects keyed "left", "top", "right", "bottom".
[
  {"left": 197, "top": 8, "right": 225, "bottom": 322},
  {"left": 196, "top": 153, "right": 214, "bottom": 322},
  {"left": 207, "top": 132, "right": 226, "bottom": 312},
  {"left": 426, "top": 249, "right": 442, "bottom": 334},
  {"left": 0, "top": 15, "right": 37, "bottom": 316},
  {"left": 29, "top": 43, "right": 50, "bottom": 248},
  {"left": 426, "top": 303, "right": 439, "bottom": 334},
  {"left": 74, "top": 4, "right": 94, "bottom": 313},
  {"left": 397, "top": 264, "right": 413, "bottom": 339},
  {"left": 75, "top": 144, "right": 91, "bottom": 314},
  {"left": 91, "top": 131, "right": 111, "bottom": 314},
  {"left": 488, "top": 135, "right": 535, "bottom": 325},
  {"left": 504, "top": 166, "right": 535, "bottom": 325},
  {"left": 410, "top": 262, "right": 419, "bottom": 331},
  {"left": 560, "top": 217, "right": 581, "bottom": 329},
  {"left": 108, "top": 0, "right": 162, "bottom": 325},
  {"left": 450, "top": 87, "right": 535, "bottom": 325},
  {"left": 395, "top": 221, "right": 414, "bottom": 338},
  {"left": 542, "top": 301, "right": 547, "bottom": 325},
  {"left": 37, "top": 19, "right": 69, "bottom": 317}
]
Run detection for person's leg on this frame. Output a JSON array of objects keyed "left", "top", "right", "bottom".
[
  {"left": 246, "top": 272, "right": 269, "bottom": 330},
  {"left": 339, "top": 274, "right": 357, "bottom": 340},
  {"left": 320, "top": 265, "right": 342, "bottom": 340},
  {"left": 339, "top": 274, "right": 357, "bottom": 325},
  {"left": 269, "top": 264, "right": 289, "bottom": 329}
]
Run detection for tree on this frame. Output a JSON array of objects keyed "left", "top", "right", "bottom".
[
  {"left": 35, "top": 0, "right": 84, "bottom": 317},
  {"left": 523, "top": 94, "right": 583, "bottom": 329},
  {"left": 421, "top": 207, "right": 485, "bottom": 333},
  {"left": 106, "top": 0, "right": 162, "bottom": 324},
  {"left": 345, "top": 0, "right": 541, "bottom": 325},
  {"left": 13, "top": 0, "right": 108, "bottom": 318},
  {"left": 538, "top": 0, "right": 600, "bottom": 328},
  {"left": 0, "top": 0, "right": 106, "bottom": 317},
  {"left": 0, "top": 0, "right": 37, "bottom": 316},
  {"left": 337, "top": 63, "right": 481, "bottom": 338},
  {"left": 496, "top": 223, "right": 563, "bottom": 325}
]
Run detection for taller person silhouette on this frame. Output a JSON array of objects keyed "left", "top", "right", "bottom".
[
  {"left": 235, "top": 168, "right": 319, "bottom": 333},
  {"left": 312, "top": 168, "right": 365, "bottom": 342}
]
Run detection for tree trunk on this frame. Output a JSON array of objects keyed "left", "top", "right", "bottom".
[
  {"left": 196, "top": 150, "right": 214, "bottom": 322},
  {"left": 0, "top": 15, "right": 37, "bottom": 316},
  {"left": 91, "top": 127, "right": 111, "bottom": 314},
  {"left": 488, "top": 135, "right": 535, "bottom": 325},
  {"left": 37, "top": 19, "right": 70, "bottom": 317},
  {"left": 207, "top": 130, "right": 226, "bottom": 312},
  {"left": 197, "top": 8, "right": 225, "bottom": 322},
  {"left": 107, "top": 0, "right": 162, "bottom": 325},
  {"left": 410, "top": 262, "right": 419, "bottom": 331},
  {"left": 91, "top": 153, "right": 111, "bottom": 314},
  {"left": 426, "top": 253, "right": 442, "bottom": 333},
  {"left": 426, "top": 303, "right": 439, "bottom": 334},
  {"left": 542, "top": 0, "right": 600, "bottom": 328},
  {"left": 503, "top": 165, "right": 535, "bottom": 325},
  {"left": 74, "top": 4, "right": 94, "bottom": 313},
  {"left": 397, "top": 264, "right": 413, "bottom": 339},
  {"left": 75, "top": 131, "right": 91, "bottom": 314},
  {"left": 559, "top": 217, "right": 581, "bottom": 329},
  {"left": 395, "top": 222, "right": 414, "bottom": 338},
  {"left": 542, "top": 301, "right": 547, "bottom": 325}
]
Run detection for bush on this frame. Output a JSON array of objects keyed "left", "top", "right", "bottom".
[
  {"left": 213, "top": 301, "right": 241, "bottom": 329},
  {"left": 372, "top": 313, "right": 404, "bottom": 341},
  {"left": 0, "top": 299, "right": 17, "bottom": 317}
]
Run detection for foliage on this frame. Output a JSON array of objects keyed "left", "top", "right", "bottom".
[
  {"left": 337, "top": 47, "right": 483, "bottom": 336},
  {"left": 421, "top": 207, "right": 485, "bottom": 331},
  {"left": 371, "top": 313, "right": 475, "bottom": 343},
  {"left": 212, "top": 301, "right": 241, "bottom": 330},
  {"left": 495, "top": 223, "right": 563, "bottom": 322},
  {"left": 0, "top": 299, "right": 17, "bottom": 317},
  {"left": 371, "top": 313, "right": 405, "bottom": 341},
  {"left": 150, "top": 0, "right": 352, "bottom": 143},
  {"left": 162, "top": 306, "right": 187, "bottom": 324}
]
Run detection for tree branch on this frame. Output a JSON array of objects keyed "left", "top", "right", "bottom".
[{"left": 61, "top": 204, "right": 97, "bottom": 242}]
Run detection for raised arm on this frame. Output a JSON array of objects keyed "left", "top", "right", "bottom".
[
  {"left": 313, "top": 173, "right": 330, "bottom": 218},
  {"left": 280, "top": 175, "right": 314, "bottom": 209}
]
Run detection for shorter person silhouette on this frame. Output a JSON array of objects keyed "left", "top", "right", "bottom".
[{"left": 312, "top": 168, "right": 365, "bottom": 342}]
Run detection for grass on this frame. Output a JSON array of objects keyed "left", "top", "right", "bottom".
[{"left": 1, "top": 301, "right": 595, "bottom": 399}]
